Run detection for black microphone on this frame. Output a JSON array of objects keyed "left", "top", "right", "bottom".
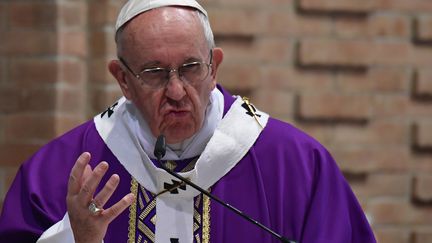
[{"left": 154, "top": 135, "right": 297, "bottom": 243}]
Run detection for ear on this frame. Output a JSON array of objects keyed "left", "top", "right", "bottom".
[
  {"left": 108, "top": 60, "right": 132, "bottom": 99},
  {"left": 210, "top": 47, "right": 224, "bottom": 80}
]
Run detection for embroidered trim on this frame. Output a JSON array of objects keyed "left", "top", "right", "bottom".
[
  {"left": 202, "top": 190, "right": 211, "bottom": 243},
  {"left": 129, "top": 178, "right": 139, "bottom": 243}
]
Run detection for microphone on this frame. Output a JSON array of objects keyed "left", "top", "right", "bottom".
[{"left": 154, "top": 135, "right": 297, "bottom": 243}]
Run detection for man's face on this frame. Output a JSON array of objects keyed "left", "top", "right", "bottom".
[{"left": 110, "top": 7, "right": 223, "bottom": 144}]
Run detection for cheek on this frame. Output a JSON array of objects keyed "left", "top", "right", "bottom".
[{"left": 134, "top": 91, "right": 164, "bottom": 123}]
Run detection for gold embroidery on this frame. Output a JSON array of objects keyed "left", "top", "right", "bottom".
[
  {"left": 139, "top": 199, "right": 156, "bottom": 221},
  {"left": 128, "top": 178, "right": 138, "bottom": 243},
  {"left": 242, "top": 97, "right": 264, "bottom": 129},
  {"left": 202, "top": 190, "right": 211, "bottom": 243},
  {"left": 194, "top": 209, "right": 201, "bottom": 225},
  {"left": 138, "top": 193, "right": 144, "bottom": 209},
  {"left": 151, "top": 214, "right": 156, "bottom": 225},
  {"left": 195, "top": 233, "right": 201, "bottom": 243},
  {"left": 165, "top": 160, "right": 177, "bottom": 171},
  {"left": 138, "top": 220, "right": 155, "bottom": 242},
  {"left": 142, "top": 185, "right": 151, "bottom": 203}
]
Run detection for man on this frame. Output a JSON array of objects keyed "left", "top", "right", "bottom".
[{"left": 0, "top": 0, "right": 376, "bottom": 242}]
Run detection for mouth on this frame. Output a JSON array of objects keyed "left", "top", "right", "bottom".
[{"left": 164, "top": 110, "right": 190, "bottom": 119}]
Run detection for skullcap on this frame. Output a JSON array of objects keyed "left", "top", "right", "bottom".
[{"left": 115, "top": 0, "right": 207, "bottom": 31}]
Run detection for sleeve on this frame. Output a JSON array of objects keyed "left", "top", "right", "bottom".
[
  {"left": 0, "top": 122, "right": 93, "bottom": 242},
  {"left": 300, "top": 148, "right": 376, "bottom": 243},
  {"left": 36, "top": 213, "right": 75, "bottom": 242},
  {"left": 0, "top": 148, "right": 73, "bottom": 242}
]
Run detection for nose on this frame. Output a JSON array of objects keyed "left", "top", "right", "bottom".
[{"left": 165, "top": 71, "right": 186, "bottom": 101}]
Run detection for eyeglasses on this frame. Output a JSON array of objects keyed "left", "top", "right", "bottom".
[{"left": 119, "top": 50, "right": 213, "bottom": 89}]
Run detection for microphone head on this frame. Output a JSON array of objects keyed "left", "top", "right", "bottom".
[{"left": 154, "top": 135, "right": 166, "bottom": 160}]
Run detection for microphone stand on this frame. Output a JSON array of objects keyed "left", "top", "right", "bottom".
[{"left": 154, "top": 135, "right": 296, "bottom": 243}]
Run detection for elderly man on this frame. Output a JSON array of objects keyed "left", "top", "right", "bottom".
[{"left": 0, "top": 0, "right": 376, "bottom": 242}]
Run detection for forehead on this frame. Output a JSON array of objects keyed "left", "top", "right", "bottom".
[{"left": 118, "top": 7, "right": 207, "bottom": 61}]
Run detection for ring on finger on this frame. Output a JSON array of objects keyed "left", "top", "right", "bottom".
[{"left": 88, "top": 201, "right": 103, "bottom": 214}]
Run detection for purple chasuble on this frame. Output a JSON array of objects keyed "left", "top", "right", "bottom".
[{"left": 0, "top": 85, "right": 376, "bottom": 242}]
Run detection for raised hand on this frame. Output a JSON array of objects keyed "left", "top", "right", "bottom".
[{"left": 66, "top": 152, "right": 134, "bottom": 243}]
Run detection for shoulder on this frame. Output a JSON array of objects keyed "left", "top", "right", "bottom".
[
  {"left": 21, "top": 120, "right": 101, "bottom": 172},
  {"left": 258, "top": 117, "right": 328, "bottom": 156},
  {"left": 253, "top": 117, "right": 338, "bottom": 179}
]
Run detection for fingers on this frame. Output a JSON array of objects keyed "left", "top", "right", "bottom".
[
  {"left": 78, "top": 161, "right": 109, "bottom": 204},
  {"left": 93, "top": 174, "right": 120, "bottom": 208},
  {"left": 68, "top": 152, "right": 91, "bottom": 195},
  {"left": 103, "top": 193, "right": 135, "bottom": 222}
]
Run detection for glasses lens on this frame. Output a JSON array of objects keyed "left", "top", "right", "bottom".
[
  {"left": 179, "top": 62, "right": 210, "bottom": 84},
  {"left": 140, "top": 68, "right": 168, "bottom": 88}
]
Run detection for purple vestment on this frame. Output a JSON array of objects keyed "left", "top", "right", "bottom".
[{"left": 0, "top": 86, "right": 376, "bottom": 242}]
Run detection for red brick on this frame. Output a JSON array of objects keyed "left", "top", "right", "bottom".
[
  {"left": 256, "top": 38, "right": 293, "bottom": 63},
  {"left": 4, "top": 114, "right": 57, "bottom": 142},
  {"left": 0, "top": 85, "right": 20, "bottom": 113},
  {"left": 374, "top": 228, "right": 411, "bottom": 243},
  {"left": 0, "top": 3, "right": 6, "bottom": 31},
  {"left": 414, "top": 15, "right": 432, "bottom": 43},
  {"left": 10, "top": 58, "right": 58, "bottom": 85},
  {"left": 8, "top": 2, "right": 57, "bottom": 30},
  {"left": 298, "top": 39, "right": 411, "bottom": 68},
  {"left": 368, "top": 14, "right": 411, "bottom": 38},
  {"left": 330, "top": 14, "right": 410, "bottom": 39},
  {"left": 410, "top": 46, "right": 432, "bottom": 67},
  {"left": 369, "top": 200, "right": 432, "bottom": 225},
  {"left": 89, "top": 30, "right": 116, "bottom": 57},
  {"left": 376, "top": 0, "right": 432, "bottom": 13},
  {"left": 413, "top": 174, "right": 432, "bottom": 203},
  {"left": 265, "top": 10, "right": 332, "bottom": 37},
  {"left": 58, "top": 2, "right": 87, "bottom": 28},
  {"left": 88, "top": 0, "right": 126, "bottom": 28},
  {"left": 413, "top": 231, "right": 432, "bottom": 243},
  {"left": 88, "top": 58, "right": 115, "bottom": 84},
  {"left": 298, "top": 0, "right": 376, "bottom": 14},
  {"left": 413, "top": 121, "right": 432, "bottom": 149},
  {"left": 218, "top": 64, "right": 260, "bottom": 91},
  {"left": 58, "top": 30, "right": 88, "bottom": 57},
  {"left": 334, "top": 120, "right": 408, "bottom": 146},
  {"left": 372, "top": 95, "right": 432, "bottom": 118},
  {"left": 349, "top": 173, "right": 410, "bottom": 200},
  {"left": 0, "top": 166, "right": 20, "bottom": 203},
  {"left": 261, "top": 66, "right": 334, "bottom": 92},
  {"left": 414, "top": 69, "right": 432, "bottom": 97},
  {"left": 0, "top": 144, "right": 41, "bottom": 166},
  {"left": 55, "top": 115, "right": 85, "bottom": 135},
  {"left": 297, "top": 93, "right": 372, "bottom": 122},
  {"left": 208, "top": 7, "right": 265, "bottom": 36},
  {"left": 57, "top": 88, "right": 86, "bottom": 114},
  {"left": 332, "top": 147, "right": 410, "bottom": 173},
  {"left": 59, "top": 59, "right": 87, "bottom": 85},
  {"left": 0, "top": 31, "right": 57, "bottom": 56},
  {"left": 253, "top": 89, "right": 295, "bottom": 117},
  {"left": 215, "top": 0, "right": 295, "bottom": 6},
  {"left": 337, "top": 67, "right": 410, "bottom": 93},
  {"left": 19, "top": 87, "right": 57, "bottom": 112}
]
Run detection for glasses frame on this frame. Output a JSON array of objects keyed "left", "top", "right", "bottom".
[{"left": 119, "top": 49, "right": 213, "bottom": 89}]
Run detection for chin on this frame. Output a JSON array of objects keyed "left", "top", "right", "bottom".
[{"left": 164, "top": 124, "right": 195, "bottom": 144}]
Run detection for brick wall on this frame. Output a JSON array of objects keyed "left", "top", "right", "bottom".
[{"left": 1, "top": 0, "right": 432, "bottom": 242}]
